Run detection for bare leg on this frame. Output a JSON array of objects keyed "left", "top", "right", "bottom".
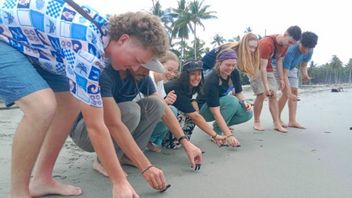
[
  {"left": 268, "top": 94, "right": 288, "bottom": 133},
  {"left": 278, "top": 88, "right": 288, "bottom": 128},
  {"left": 30, "top": 92, "right": 81, "bottom": 197},
  {"left": 92, "top": 158, "right": 109, "bottom": 177},
  {"left": 288, "top": 88, "right": 305, "bottom": 129},
  {"left": 92, "top": 158, "right": 128, "bottom": 177},
  {"left": 253, "top": 94, "right": 265, "bottom": 131},
  {"left": 11, "top": 89, "right": 56, "bottom": 198}
]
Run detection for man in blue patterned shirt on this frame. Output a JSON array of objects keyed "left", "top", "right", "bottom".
[
  {"left": 277, "top": 31, "right": 318, "bottom": 129},
  {"left": 0, "top": 0, "right": 173, "bottom": 197}
]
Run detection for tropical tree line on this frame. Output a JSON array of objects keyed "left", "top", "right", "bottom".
[
  {"left": 307, "top": 57, "right": 352, "bottom": 85},
  {"left": 150, "top": 0, "right": 352, "bottom": 85},
  {"left": 151, "top": 0, "right": 217, "bottom": 61}
]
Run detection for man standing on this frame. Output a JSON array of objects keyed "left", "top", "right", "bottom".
[
  {"left": 250, "top": 26, "right": 301, "bottom": 132},
  {"left": 277, "top": 31, "right": 318, "bottom": 129}
]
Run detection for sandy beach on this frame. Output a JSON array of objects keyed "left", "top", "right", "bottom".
[{"left": 1, "top": 87, "right": 352, "bottom": 198}]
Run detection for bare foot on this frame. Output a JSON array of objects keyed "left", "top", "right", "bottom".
[
  {"left": 274, "top": 123, "right": 288, "bottom": 133},
  {"left": 30, "top": 178, "right": 82, "bottom": 197},
  {"left": 288, "top": 121, "right": 306, "bottom": 129},
  {"left": 147, "top": 142, "right": 161, "bottom": 153},
  {"left": 280, "top": 120, "right": 288, "bottom": 128},
  {"left": 254, "top": 122, "right": 265, "bottom": 131},
  {"left": 93, "top": 158, "right": 108, "bottom": 177}
]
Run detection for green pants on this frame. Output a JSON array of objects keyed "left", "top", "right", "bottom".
[{"left": 200, "top": 95, "right": 253, "bottom": 134}]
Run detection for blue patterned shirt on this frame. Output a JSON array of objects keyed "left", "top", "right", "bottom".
[{"left": 0, "top": 0, "right": 110, "bottom": 107}]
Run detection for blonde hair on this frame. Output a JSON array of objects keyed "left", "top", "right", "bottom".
[
  {"left": 219, "top": 42, "right": 239, "bottom": 51},
  {"left": 236, "top": 33, "right": 260, "bottom": 77},
  {"left": 109, "top": 11, "right": 169, "bottom": 57},
  {"left": 159, "top": 51, "right": 180, "bottom": 65}
]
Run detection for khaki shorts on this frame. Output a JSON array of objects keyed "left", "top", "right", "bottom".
[{"left": 249, "top": 72, "right": 278, "bottom": 95}]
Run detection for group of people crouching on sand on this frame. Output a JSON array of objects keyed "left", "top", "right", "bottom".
[{"left": 0, "top": 1, "right": 318, "bottom": 197}]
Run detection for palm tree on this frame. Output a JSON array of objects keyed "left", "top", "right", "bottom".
[
  {"left": 188, "top": 0, "right": 217, "bottom": 59},
  {"left": 330, "top": 55, "right": 343, "bottom": 84},
  {"left": 211, "top": 33, "right": 225, "bottom": 47},
  {"left": 174, "top": 39, "right": 189, "bottom": 64},
  {"left": 244, "top": 26, "right": 252, "bottom": 33},
  {"left": 151, "top": 1, "right": 175, "bottom": 45},
  {"left": 346, "top": 58, "right": 352, "bottom": 83},
  {"left": 228, "top": 35, "right": 240, "bottom": 42},
  {"left": 183, "top": 38, "right": 207, "bottom": 60},
  {"left": 171, "top": 0, "right": 191, "bottom": 59}
]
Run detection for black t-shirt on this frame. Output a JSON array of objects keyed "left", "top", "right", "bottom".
[
  {"left": 198, "top": 69, "right": 243, "bottom": 108},
  {"left": 164, "top": 81, "right": 198, "bottom": 113},
  {"left": 99, "top": 65, "right": 156, "bottom": 103}
]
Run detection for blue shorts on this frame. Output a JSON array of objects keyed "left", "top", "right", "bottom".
[{"left": 0, "top": 41, "right": 69, "bottom": 107}]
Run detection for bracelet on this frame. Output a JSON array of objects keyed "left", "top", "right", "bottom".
[
  {"left": 141, "top": 165, "right": 154, "bottom": 174},
  {"left": 211, "top": 133, "right": 218, "bottom": 139},
  {"left": 177, "top": 135, "right": 189, "bottom": 143}
]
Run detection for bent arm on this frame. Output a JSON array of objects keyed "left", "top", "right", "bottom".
[
  {"left": 276, "top": 57, "right": 284, "bottom": 81},
  {"left": 159, "top": 96, "right": 202, "bottom": 165},
  {"left": 234, "top": 91, "right": 245, "bottom": 101},
  {"left": 187, "top": 111, "right": 218, "bottom": 138},
  {"left": 79, "top": 102, "right": 126, "bottom": 184},
  {"left": 102, "top": 97, "right": 152, "bottom": 172},
  {"left": 209, "top": 106, "right": 232, "bottom": 136},
  {"left": 300, "top": 62, "right": 310, "bottom": 80},
  {"left": 260, "top": 58, "right": 270, "bottom": 90},
  {"left": 283, "top": 68, "right": 292, "bottom": 96}
]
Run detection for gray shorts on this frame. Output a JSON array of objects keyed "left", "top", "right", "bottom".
[
  {"left": 272, "top": 66, "right": 299, "bottom": 89},
  {"left": 288, "top": 68, "right": 299, "bottom": 88},
  {"left": 69, "top": 96, "right": 164, "bottom": 157},
  {"left": 249, "top": 72, "right": 278, "bottom": 95}
]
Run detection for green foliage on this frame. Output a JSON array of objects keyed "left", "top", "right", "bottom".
[
  {"left": 150, "top": 1, "right": 351, "bottom": 85},
  {"left": 308, "top": 56, "right": 352, "bottom": 85},
  {"left": 151, "top": 0, "right": 216, "bottom": 60},
  {"left": 211, "top": 33, "right": 226, "bottom": 47}
]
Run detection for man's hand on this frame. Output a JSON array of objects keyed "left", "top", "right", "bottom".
[
  {"left": 279, "top": 79, "right": 285, "bottom": 90},
  {"left": 164, "top": 90, "right": 177, "bottom": 105},
  {"left": 113, "top": 180, "right": 139, "bottom": 198},
  {"left": 287, "top": 93, "right": 298, "bottom": 101},
  {"left": 283, "top": 87, "right": 297, "bottom": 101},
  {"left": 181, "top": 140, "right": 203, "bottom": 171},
  {"left": 264, "top": 88, "right": 273, "bottom": 97},
  {"left": 142, "top": 166, "right": 167, "bottom": 191},
  {"left": 302, "top": 74, "right": 311, "bottom": 82}
]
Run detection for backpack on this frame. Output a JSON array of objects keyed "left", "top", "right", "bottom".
[{"left": 265, "top": 36, "right": 278, "bottom": 59}]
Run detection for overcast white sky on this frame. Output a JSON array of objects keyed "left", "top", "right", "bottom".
[{"left": 77, "top": 0, "right": 351, "bottom": 65}]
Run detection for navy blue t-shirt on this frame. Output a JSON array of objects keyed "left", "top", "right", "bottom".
[
  {"left": 201, "top": 48, "right": 219, "bottom": 70},
  {"left": 198, "top": 69, "right": 243, "bottom": 108},
  {"left": 99, "top": 66, "right": 156, "bottom": 103}
]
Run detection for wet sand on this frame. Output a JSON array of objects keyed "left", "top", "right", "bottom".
[{"left": 1, "top": 88, "right": 352, "bottom": 198}]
